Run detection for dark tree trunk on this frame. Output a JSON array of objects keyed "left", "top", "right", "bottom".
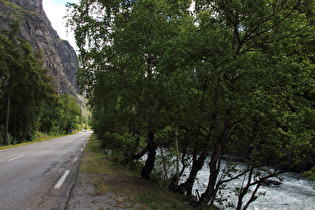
[
  {"left": 4, "top": 84, "right": 12, "bottom": 145},
  {"left": 141, "top": 131, "right": 157, "bottom": 180},
  {"left": 176, "top": 150, "right": 209, "bottom": 195},
  {"left": 130, "top": 145, "right": 148, "bottom": 160},
  {"left": 168, "top": 138, "right": 189, "bottom": 192},
  {"left": 22, "top": 123, "right": 27, "bottom": 141},
  {"left": 199, "top": 113, "right": 232, "bottom": 205},
  {"left": 236, "top": 169, "right": 254, "bottom": 210},
  {"left": 199, "top": 143, "right": 222, "bottom": 204},
  {"left": 171, "top": 125, "right": 215, "bottom": 195}
]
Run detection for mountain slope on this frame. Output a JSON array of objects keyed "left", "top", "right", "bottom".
[{"left": 0, "top": 0, "right": 78, "bottom": 97}]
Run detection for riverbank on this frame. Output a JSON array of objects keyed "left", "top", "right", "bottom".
[{"left": 66, "top": 135, "right": 218, "bottom": 209}]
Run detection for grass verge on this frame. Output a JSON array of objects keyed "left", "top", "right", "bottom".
[
  {"left": 0, "top": 132, "right": 77, "bottom": 151},
  {"left": 80, "top": 134, "right": 218, "bottom": 210}
]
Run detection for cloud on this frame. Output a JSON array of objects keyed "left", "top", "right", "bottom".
[{"left": 43, "top": 0, "right": 78, "bottom": 51}]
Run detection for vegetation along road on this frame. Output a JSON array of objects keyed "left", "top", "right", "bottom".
[{"left": 0, "top": 131, "right": 91, "bottom": 210}]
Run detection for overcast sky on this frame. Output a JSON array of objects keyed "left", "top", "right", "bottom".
[{"left": 43, "top": 0, "right": 79, "bottom": 51}]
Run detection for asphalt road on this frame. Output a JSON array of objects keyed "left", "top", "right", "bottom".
[{"left": 0, "top": 131, "right": 91, "bottom": 210}]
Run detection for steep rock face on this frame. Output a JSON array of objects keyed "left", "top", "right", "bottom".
[{"left": 0, "top": 0, "right": 78, "bottom": 97}]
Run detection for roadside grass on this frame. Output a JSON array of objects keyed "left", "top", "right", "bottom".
[
  {"left": 0, "top": 132, "right": 77, "bottom": 151},
  {"left": 81, "top": 134, "right": 218, "bottom": 210}
]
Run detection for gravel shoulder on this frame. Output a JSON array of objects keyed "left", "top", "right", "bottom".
[
  {"left": 65, "top": 146, "right": 131, "bottom": 210},
  {"left": 66, "top": 172, "right": 129, "bottom": 210}
]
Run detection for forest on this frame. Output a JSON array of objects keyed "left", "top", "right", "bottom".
[
  {"left": 0, "top": 20, "right": 87, "bottom": 145},
  {"left": 67, "top": 0, "right": 314, "bottom": 209}
]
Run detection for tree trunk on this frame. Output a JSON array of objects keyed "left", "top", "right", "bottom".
[
  {"left": 158, "top": 143, "right": 169, "bottom": 182},
  {"left": 168, "top": 138, "right": 189, "bottom": 192},
  {"left": 243, "top": 183, "right": 261, "bottom": 210},
  {"left": 141, "top": 131, "right": 157, "bottom": 180},
  {"left": 172, "top": 126, "right": 213, "bottom": 194},
  {"left": 236, "top": 169, "right": 253, "bottom": 210},
  {"left": 22, "top": 124, "right": 27, "bottom": 141},
  {"left": 174, "top": 122, "right": 180, "bottom": 184},
  {"left": 140, "top": 55, "right": 157, "bottom": 180},
  {"left": 130, "top": 145, "right": 148, "bottom": 160},
  {"left": 199, "top": 111, "right": 232, "bottom": 204},
  {"left": 4, "top": 84, "right": 12, "bottom": 145},
  {"left": 176, "top": 149, "right": 209, "bottom": 195},
  {"left": 199, "top": 143, "right": 222, "bottom": 204}
]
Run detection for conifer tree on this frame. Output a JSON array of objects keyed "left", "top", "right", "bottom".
[{"left": 0, "top": 19, "right": 56, "bottom": 144}]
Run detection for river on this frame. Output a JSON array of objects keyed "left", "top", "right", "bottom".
[
  {"left": 152, "top": 153, "right": 314, "bottom": 209},
  {"left": 187, "top": 159, "right": 315, "bottom": 209}
]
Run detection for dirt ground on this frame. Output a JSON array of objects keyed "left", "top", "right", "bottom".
[{"left": 66, "top": 172, "right": 130, "bottom": 210}]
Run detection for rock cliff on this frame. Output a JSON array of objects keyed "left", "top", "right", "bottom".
[{"left": 0, "top": 0, "right": 78, "bottom": 97}]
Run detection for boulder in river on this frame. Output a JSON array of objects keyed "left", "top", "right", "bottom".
[{"left": 261, "top": 179, "right": 282, "bottom": 186}]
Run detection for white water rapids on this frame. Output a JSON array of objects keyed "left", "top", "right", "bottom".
[
  {"left": 151, "top": 153, "right": 315, "bottom": 209},
  {"left": 185, "top": 159, "right": 315, "bottom": 209}
]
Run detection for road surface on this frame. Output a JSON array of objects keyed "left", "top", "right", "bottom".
[{"left": 0, "top": 131, "right": 91, "bottom": 210}]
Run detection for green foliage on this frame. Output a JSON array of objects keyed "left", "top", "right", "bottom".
[
  {"left": 0, "top": 19, "right": 56, "bottom": 144},
  {"left": 303, "top": 166, "right": 315, "bottom": 182},
  {"left": 67, "top": 0, "right": 314, "bottom": 207},
  {"left": 100, "top": 132, "right": 145, "bottom": 156},
  {"left": 39, "top": 94, "right": 82, "bottom": 135},
  {"left": 0, "top": 125, "right": 13, "bottom": 145},
  {"left": 0, "top": 20, "right": 84, "bottom": 143}
]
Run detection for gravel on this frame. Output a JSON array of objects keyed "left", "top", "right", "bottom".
[{"left": 66, "top": 172, "right": 130, "bottom": 210}]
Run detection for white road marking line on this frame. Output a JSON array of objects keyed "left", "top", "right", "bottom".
[
  {"left": 54, "top": 170, "right": 70, "bottom": 189},
  {"left": 73, "top": 155, "right": 78, "bottom": 162},
  {"left": 48, "top": 144, "right": 54, "bottom": 147},
  {"left": 81, "top": 148, "right": 83, "bottom": 152},
  {"left": 8, "top": 155, "right": 25, "bottom": 162}
]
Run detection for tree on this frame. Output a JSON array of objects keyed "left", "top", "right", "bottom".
[
  {"left": 0, "top": 19, "right": 22, "bottom": 145},
  {"left": 67, "top": 0, "right": 314, "bottom": 208},
  {"left": 0, "top": 19, "right": 56, "bottom": 144},
  {"left": 60, "top": 94, "right": 81, "bottom": 133},
  {"left": 67, "top": 0, "right": 193, "bottom": 180},
  {"left": 186, "top": 0, "right": 315, "bottom": 206},
  {"left": 39, "top": 94, "right": 83, "bottom": 135}
]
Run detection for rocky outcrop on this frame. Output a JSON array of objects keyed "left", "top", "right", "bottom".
[{"left": 0, "top": 0, "right": 78, "bottom": 97}]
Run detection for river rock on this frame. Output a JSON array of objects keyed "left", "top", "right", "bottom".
[{"left": 261, "top": 179, "right": 282, "bottom": 186}]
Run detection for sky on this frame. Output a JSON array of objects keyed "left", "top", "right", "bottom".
[{"left": 42, "top": 0, "right": 79, "bottom": 51}]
